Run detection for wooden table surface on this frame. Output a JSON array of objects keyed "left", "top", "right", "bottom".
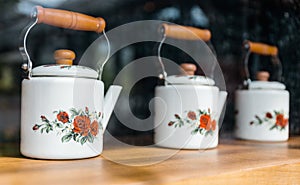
[{"left": 1, "top": 136, "right": 300, "bottom": 185}]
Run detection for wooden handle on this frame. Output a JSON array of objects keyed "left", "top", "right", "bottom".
[
  {"left": 244, "top": 40, "right": 278, "bottom": 56},
  {"left": 180, "top": 63, "right": 197, "bottom": 75},
  {"left": 161, "top": 24, "right": 211, "bottom": 41},
  {"left": 256, "top": 71, "right": 270, "bottom": 81},
  {"left": 35, "top": 6, "right": 105, "bottom": 33},
  {"left": 54, "top": 49, "right": 75, "bottom": 65}
]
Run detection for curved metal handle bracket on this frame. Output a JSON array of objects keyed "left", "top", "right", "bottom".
[
  {"left": 242, "top": 41, "right": 283, "bottom": 87},
  {"left": 19, "top": 9, "right": 38, "bottom": 79}
]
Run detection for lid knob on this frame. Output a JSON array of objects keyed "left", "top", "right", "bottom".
[
  {"left": 54, "top": 49, "right": 75, "bottom": 65},
  {"left": 180, "top": 63, "right": 196, "bottom": 75},
  {"left": 256, "top": 71, "right": 270, "bottom": 81}
]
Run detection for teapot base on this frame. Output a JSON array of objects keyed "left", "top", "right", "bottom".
[{"left": 20, "top": 151, "right": 101, "bottom": 160}]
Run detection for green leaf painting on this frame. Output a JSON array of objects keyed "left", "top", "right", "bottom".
[
  {"left": 32, "top": 107, "right": 103, "bottom": 145},
  {"left": 168, "top": 108, "right": 216, "bottom": 136},
  {"left": 250, "top": 110, "right": 288, "bottom": 131}
]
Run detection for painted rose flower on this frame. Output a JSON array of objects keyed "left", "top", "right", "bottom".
[
  {"left": 174, "top": 114, "right": 180, "bottom": 119},
  {"left": 199, "top": 114, "right": 211, "bottom": 129},
  {"left": 33, "top": 107, "right": 103, "bottom": 145},
  {"left": 57, "top": 111, "right": 69, "bottom": 123},
  {"left": 168, "top": 121, "right": 175, "bottom": 126},
  {"left": 250, "top": 110, "right": 288, "bottom": 130},
  {"left": 276, "top": 114, "right": 288, "bottom": 128},
  {"left": 32, "top": 124, "right": 40, "bottom": 131},
  {"left": 41, "top": 115, "right": 47, "bottom": 121},
  {"left": 205, "top": 119, "right": 217, "bottom": 131},
  {"left": 206, "top": 119, "right": 212, "bottom": 130},
  {"left": 73, "top": 116, "right": 91, "bottom": 136},
  {"left": 211, "top": 120, "right": 217, "bottom": 131},
  {"left": 187, "top": 111, "right": 196, "bottom": 120},
  {"left": 265, "top": 112, "right": 273, "bottom": 119},
  {"left": 90, "top": 120, "right": 99, "bottom": 136},
  {"left": 167, "top": 108, "right": 216, "bottom": 136}
]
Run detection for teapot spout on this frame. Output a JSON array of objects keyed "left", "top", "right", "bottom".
[
  {"left": 216, "top": 91, "right": 228, "bottom": 121},
  {"left": 102, "top": 85, "right": 122, "bottom": 132}
]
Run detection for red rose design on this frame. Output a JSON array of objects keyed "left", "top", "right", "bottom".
[
  {"left": 187, "top": 111, "right": 196, "bottom": 120},
  {"left": 206, "top": 119, "right": 212, "bottom": 130},
  {"left": 168, "top": 121, "right": 175, "bottom": 126},
  {"left": 211, "top": 120, "right": 217, "bottom": 131},
  {"left": 205, "top": 119, "right": 216, "bottom": 131},
  {"left": 90, "top": 120, "right": 99, "bottom": 136},
  {"left": 276, "top": 114, "right": 288, "bottom": 128},
  {"left": 57, "top": 111, "right": 69, "bottom": 123},
  {"left": 41, "top": 115, "right": 47, "bottom": 121},
  {"left": 32, "top": 124, "right": 40, "bottom": 131},
  {"left": 73, "top": 116, "right": 90, "bottom": 136},
  {"left": 282, "top": 118, "right": 288, "bottom": 127},
  {"left": 199, "top": 114, "right": 211, "bottom": 129},
  {"left": 266, "top": 112, "right": 273, "bottom": 119},
  {"left": 174, "top": 114, "right": 181, "bottom": 119}
]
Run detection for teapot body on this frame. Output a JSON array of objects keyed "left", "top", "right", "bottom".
[
  {"left": 234, "top": 89, "right": 289, "bottom": 141},
  {"left": 21, "top": 77, "right": 104, "bottom": 159},
  {"left": 154, "top": 85, "right": 219, "bottom": 149}
]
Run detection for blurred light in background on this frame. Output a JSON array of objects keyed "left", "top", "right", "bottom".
[{"left": 17, "top": 0, "right": 67, "bottom": 14}]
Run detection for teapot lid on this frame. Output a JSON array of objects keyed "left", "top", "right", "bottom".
[
  {"left": 166, "top": 75, "right": 215, "bottom": 85},
  {"left": 165, "top": 63, "right": 215, "bottom": 86},
  {"left": 31, "top": 49, "right": 98, "bottom": 79},
  {"left": 248, "top": 81, "right": 286, "bottom": 90},
  {"left": 248, "top": 71, "right": 285, "bottom": 90}
]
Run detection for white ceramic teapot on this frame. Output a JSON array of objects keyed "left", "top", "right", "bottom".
[
  {"left": 154, "top": 63, "right": 227, "bottom": 149},
  {"left": 20, "top": 6, "right": 122, "bottom": 159},
  {"left": 154, "top": 24, "right": 227, "bottom": 149},
  {"left": 235, "top": 41, "right": 289, "bottom": 142}
]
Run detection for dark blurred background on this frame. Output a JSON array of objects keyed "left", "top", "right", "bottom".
[{"left": 0, "top": 0, "right": 300, "bottom": 144}]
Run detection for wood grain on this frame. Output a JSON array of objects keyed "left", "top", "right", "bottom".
[
  {"left": 244, "top": 40, "right": 278, "bottom": 56},
  {"left": 162, "top": 24, "right": 211, "bottom": 41},
  {"left": 0, "top": 137, "right": 300, "bottom": 185},
  {"left": 54, "top": 49, "right": 75, "bottom": 65},
  {"left": 36, "top": 6, "right": 105, "bottom": 33}
]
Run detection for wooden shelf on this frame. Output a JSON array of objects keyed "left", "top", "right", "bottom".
[{"left": 1, "top": 136, "right": 300, "bottom": 184}]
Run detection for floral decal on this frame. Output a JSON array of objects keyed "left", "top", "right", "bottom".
[
  {"left": 57, "top": 111, "right": 69, "bottom": 123},
  {"left": 32, "top": 107, "right": 102, "bottom": 145},
  {"left": 168, "top": 109, "right": 216, "bottom": 136},
  {"left": 188, "top": 76, "right": 201, "bottom": 80},
  {"left": 43, "top": 65, "right": 90, "bottom": 70},
  {"left": 59, "top": 65, "right": 72, "bottom": 69},
  {"left": 43, "top": 64, "right": 72, "bottom": 69},
  {"left": 250, "top": 110, "right": 288, "bottom": 130}
]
